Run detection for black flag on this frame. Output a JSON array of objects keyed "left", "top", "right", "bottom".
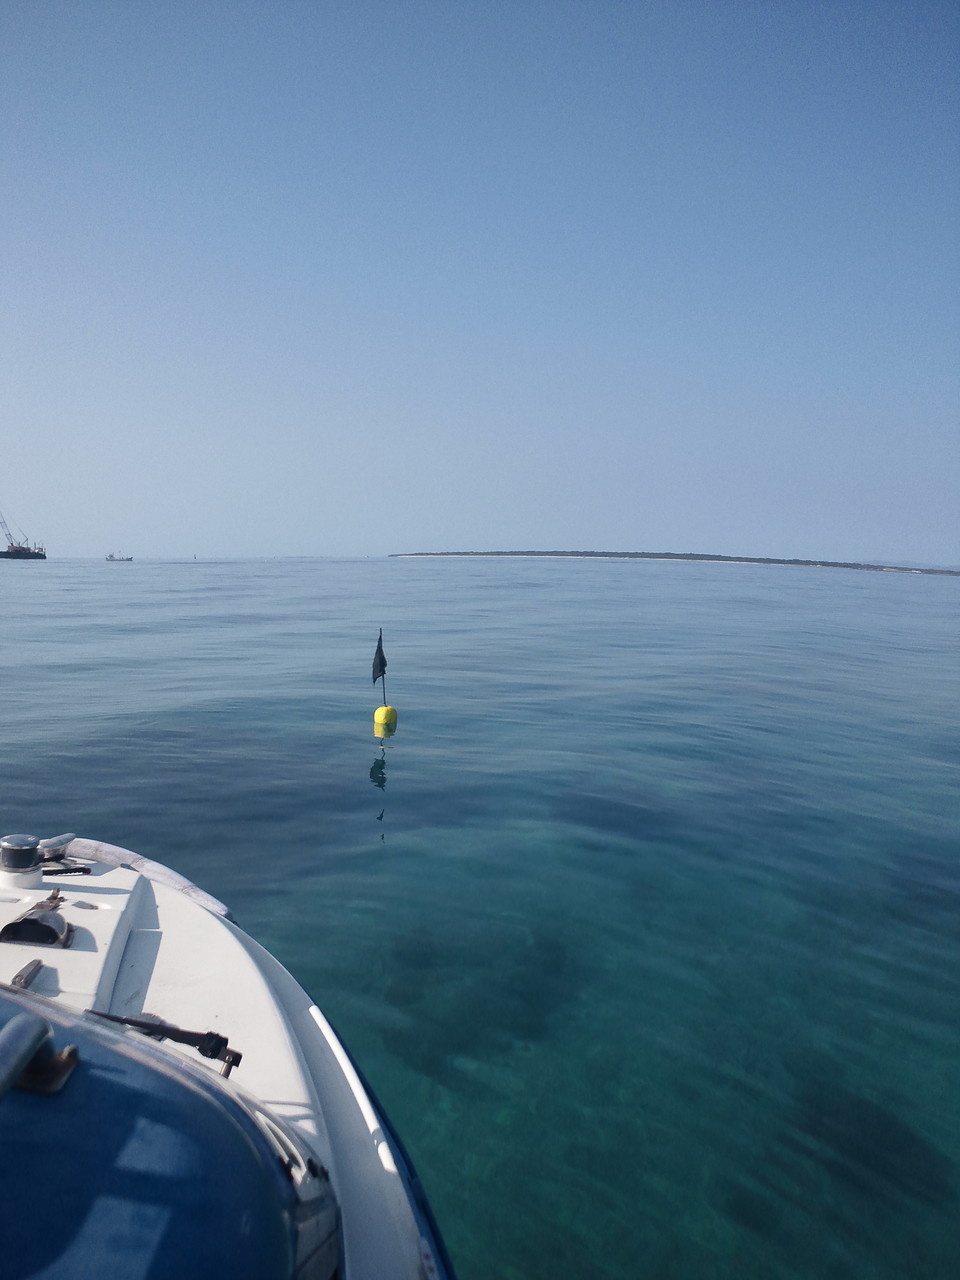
[{"left": 372, "top": 629, "right": 387, "bottom": 684}]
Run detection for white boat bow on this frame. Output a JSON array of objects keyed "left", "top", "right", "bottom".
[{"left": 0, "top": 833, "right": 455, "bottom": 1280}]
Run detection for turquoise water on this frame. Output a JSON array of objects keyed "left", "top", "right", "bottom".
[{"left": 2, "top": 556, "right": 958, "bottom": 1279}]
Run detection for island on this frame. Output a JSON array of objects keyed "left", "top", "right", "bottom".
[{"left": 390, "top": 551, "right": 959, "bottom": 576}]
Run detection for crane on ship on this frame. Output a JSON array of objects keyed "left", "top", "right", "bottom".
[{"left": 0, "top": 505, "right": 46, "bottom": 559}]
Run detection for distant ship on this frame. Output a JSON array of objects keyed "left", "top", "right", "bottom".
[
  {"left": 106, "top": 553, "right": 133, "bottom": 562},
  {"left": 0, "top": 507, "right": 45, "bottom": 559}
]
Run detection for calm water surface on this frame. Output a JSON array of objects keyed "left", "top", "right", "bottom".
[{"left": 2, "top": 556, "right": 958, "bottom": 1278}]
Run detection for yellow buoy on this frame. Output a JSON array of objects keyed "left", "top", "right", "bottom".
[{"left": 373, "top": 705, "right": 397, "bottom": 735}]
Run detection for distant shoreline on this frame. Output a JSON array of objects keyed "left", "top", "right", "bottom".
[{"left": 390, "top": 551, "right": 960, "bottom": 577}]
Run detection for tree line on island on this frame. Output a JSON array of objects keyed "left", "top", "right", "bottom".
[{"left": 389, "top": 551, "right": 959, "bottom": 576}]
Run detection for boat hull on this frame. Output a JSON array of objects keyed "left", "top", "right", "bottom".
[{"left": 0, "top": 837, "right": 455, "bottom": 1280}]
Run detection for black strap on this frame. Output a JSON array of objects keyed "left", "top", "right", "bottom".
[{"left": 88, "top": 1010, "right": 242, "bottom": 1074}]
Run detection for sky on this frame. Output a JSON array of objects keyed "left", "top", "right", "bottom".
[{"left": 2, "top": 0, "right": 957, "bottom": 563}]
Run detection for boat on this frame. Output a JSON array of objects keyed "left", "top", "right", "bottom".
[
  {"left": 0, "top": 832, "right": 456, "bottom": 1279},
  {"left": 0, "top": 545, "right": 45, "bottom": 559},
  {"left": 0, "top": 507, "right": 45, "bottom": 559},
  {"left": 105, "top": 554, "right": 133, "bottom": 561}
]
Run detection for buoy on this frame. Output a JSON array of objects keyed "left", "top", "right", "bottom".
[
  {"left": 374, "top": 718, "right": 396, "bottom": 739},
  {"left": 371, "top": 706, "right": 394, "bottom": 737}
]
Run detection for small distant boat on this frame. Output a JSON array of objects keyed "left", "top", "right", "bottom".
[
  {"left": 0, "top": 832, "right": 457, "bottom": 1279},
  {"left": 0, "top": 507, "right": 45, "bottom": 559},
  {"left": 105, "top": 553, "right": 133, "bottom": 562}
]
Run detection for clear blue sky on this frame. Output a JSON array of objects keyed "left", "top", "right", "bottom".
[{"left": 2, "top": 0, "right": 957, "bottom": 563}]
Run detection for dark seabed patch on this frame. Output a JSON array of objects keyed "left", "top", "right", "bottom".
[
  {"left": 553, "top": 791, "right": 679, "bottom": 843},
  {"left": 886, "top": 839, "right": 960, "bottom": 936},
  {"left": 927, "top": 732, "right": 960, "bottom": 767},
  {"left": 789, "top": 1077, "right": 954, "bottom": 1209},
  {"left": 721, "top": 1179, "right": 783, "bottom": 1239},
  {"left": 380, "top": 919, "right": 584, "bottom": 1083}
]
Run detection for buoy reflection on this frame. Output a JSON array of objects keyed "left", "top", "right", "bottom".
[{"left": 370, "top": 737, "right": 392, "bottom": 841}]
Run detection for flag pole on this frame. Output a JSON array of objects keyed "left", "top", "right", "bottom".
[{"left": 373, "top": 628, "right": 388, "bottom": 708}]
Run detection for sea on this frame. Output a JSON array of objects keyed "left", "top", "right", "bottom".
[{"left": 2, "top": 555, "right": 958, "bottom": 1280}]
